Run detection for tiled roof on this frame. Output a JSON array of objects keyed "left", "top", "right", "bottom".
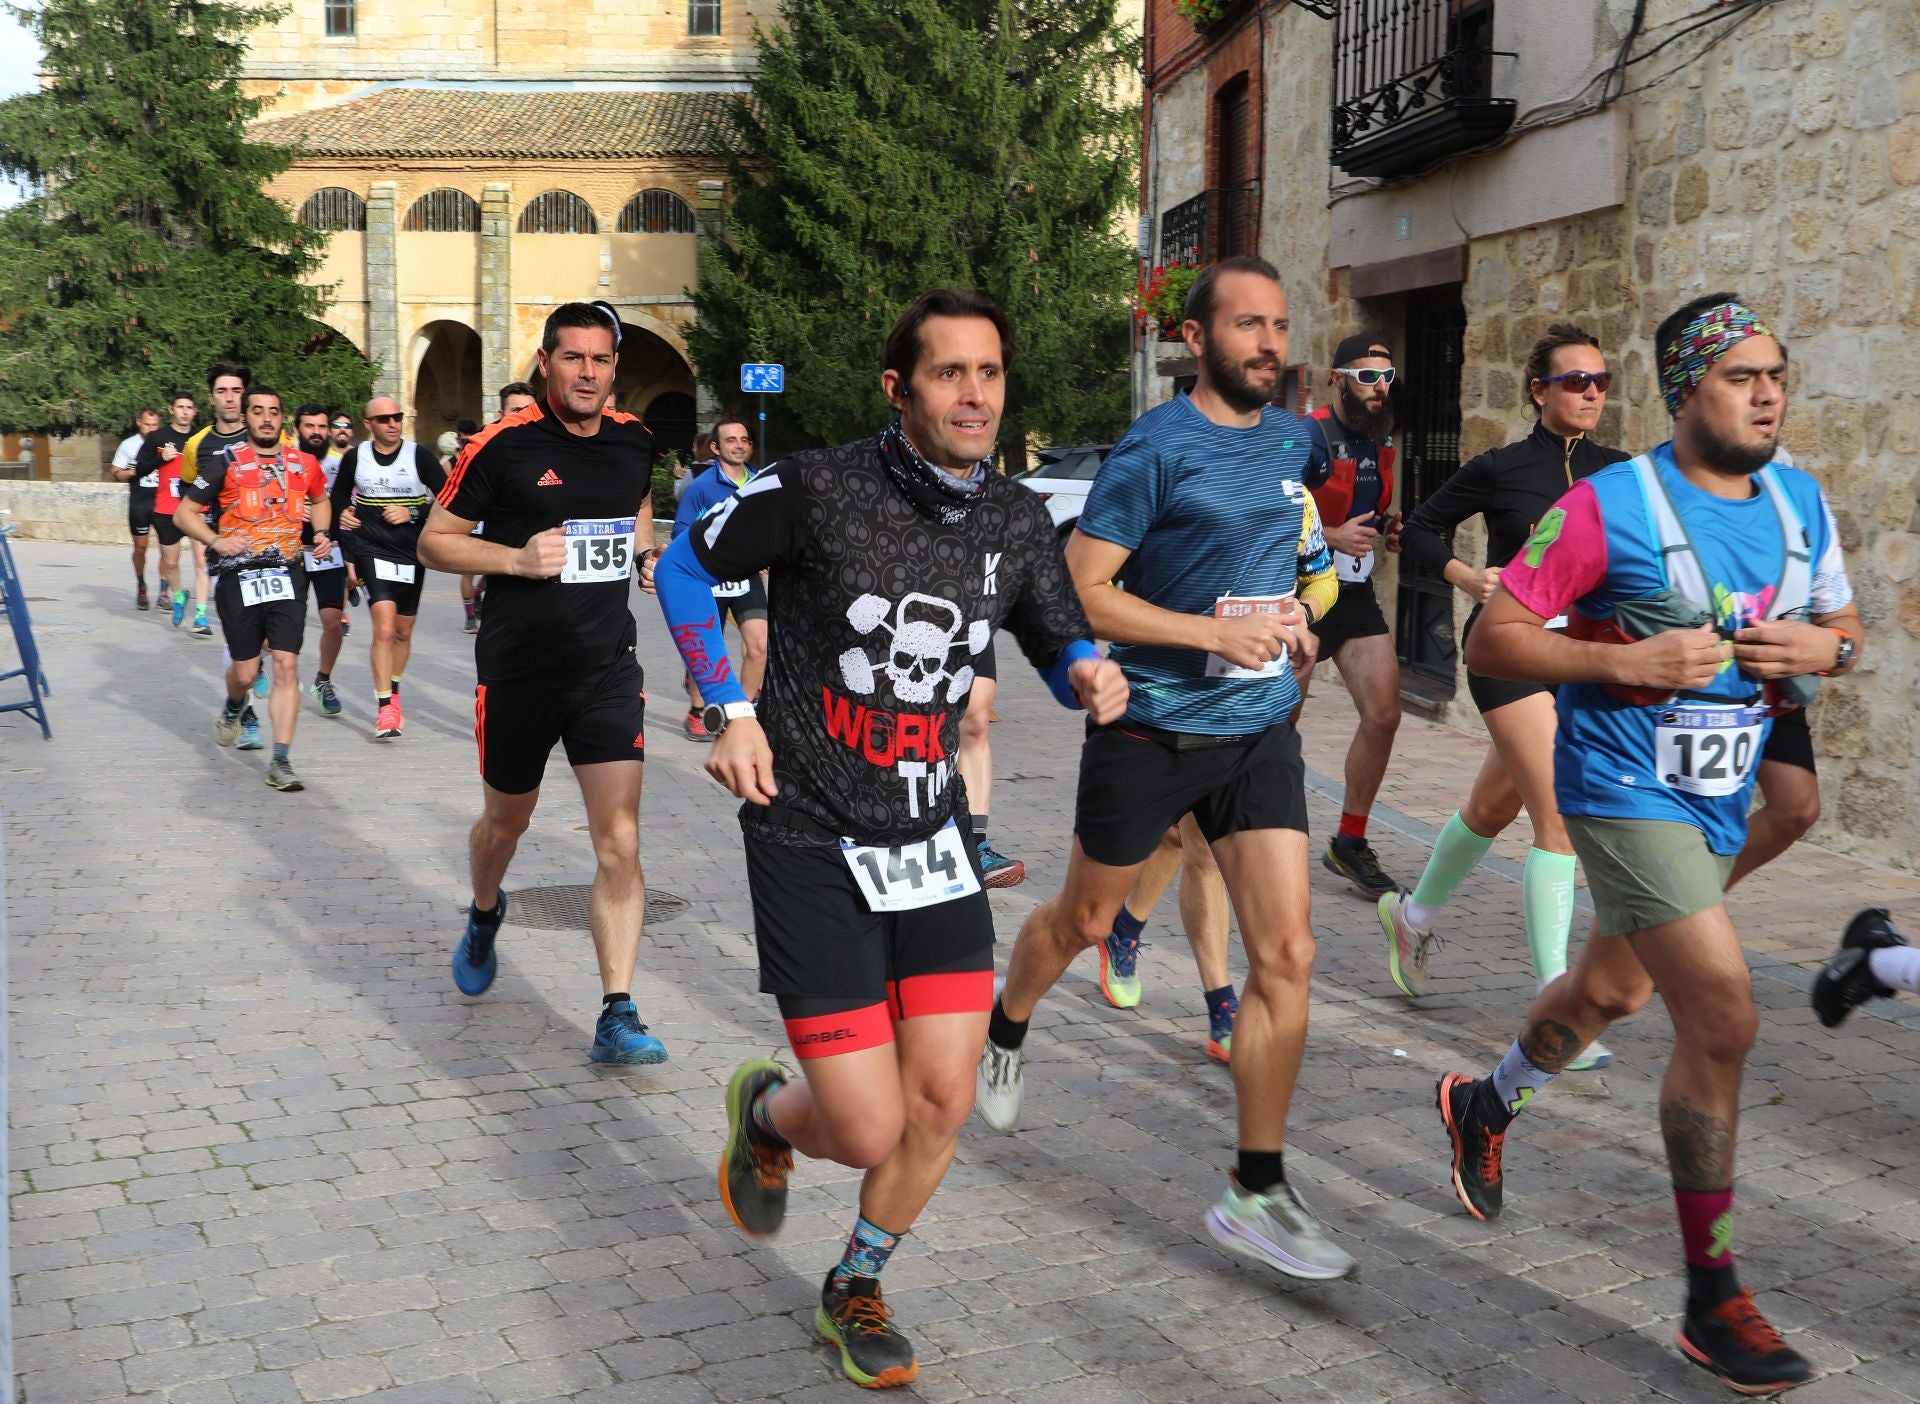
[{"left": 251, "top": 88, "right": 740, "bottom": 160}]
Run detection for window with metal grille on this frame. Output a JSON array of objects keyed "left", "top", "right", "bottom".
[
  {"left": 516, "top": 191, "right": 598, "bottom": 234},
  {"left": 1212, "top": 75, "right": 1256, "bottom": 259},
  {"left": 402, "top": 189, "right": 481, "bottom": 233},
  {"left": 324, "top": 0, "right": 354, "bottom": 38},
  {"left": 689, "top": 0, "right": 721, "bottom": 36},
  {"left": 298, "top": 187, "right": 366, "bottom": 232},
  {"left": 616, "top": 189, "right": 697, "bottom": 234},
  {"left": 1331, "top": 0, "right": 1513, "bottom": 177}
]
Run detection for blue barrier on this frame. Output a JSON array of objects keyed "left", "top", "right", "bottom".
[{"left": 0, "top": 524, "right": 52, "bottom": 740}]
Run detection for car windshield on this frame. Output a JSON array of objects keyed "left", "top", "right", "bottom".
[{"left": 1022, "top": 447, "right": 1108, "bottom": 482}]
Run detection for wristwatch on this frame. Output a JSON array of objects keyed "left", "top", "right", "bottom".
[
  {"left": 702, "top": 701, "right": 757, "bottom": 735},
  {"left": 1820, "top": 628, "right": 1856, "bottom": 676}
]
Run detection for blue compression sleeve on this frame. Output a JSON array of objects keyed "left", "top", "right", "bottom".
[
  {"left": 654, "top": 535, "right": 748, "bottom": 706},
  {"left": 1042, "top": 639, "right": 1101, "bottom": 710}
]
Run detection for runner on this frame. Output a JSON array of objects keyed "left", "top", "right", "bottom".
[
  {"left": 1434, "top": 293, "right": 1860, "bottom": 1394},
  {"left": 332, "top": 396, "right": 445, "bottom": 739},
  {"left": 1813, "top": 908, "right": 1920, "bottom": 1026},
  {"left": 1383, "top": 323, "right": 1628, "bottom": 1075},
  {"left": 421, "top": 301, "right": 665, "bottom": 1067},
  {"left": 650, "top": 288, "right": 1125, "bottom": 1390},
  {"left": 672, "top": 417, "right": 767, "bottom": 742},
  {"left": 293, "top": 404, "right": 348, "bottom": 717},
  {"left": 977, "top": 256, "right": 1354, "bottom": 1281},
  {"left": 136, "top": 392, "right": 199, "bottom": 627},
  {"left": 110, "top": 407, "right": 162, "bottom": 609},
  {"left": 327, "top": 412, "right": 361, "bottom": 626},
  {"left": 459, "top": 383, "right": 537, "bottom": 634},
  {"left": 958, "top": 645, "right": 1024, "bottom": 885},
  {"left": 174, "top": 386, "right": 334, "bottom": 792},
  {"left": 178, "top": 363, "right": 254, "bottom": 638}
]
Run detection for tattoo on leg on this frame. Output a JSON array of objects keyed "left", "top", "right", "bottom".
[
  {"left": 1519, "top": 1019, "right": 1583, "bottom": 1073},
  {"left": 1661, "top": 1096, "right": 1735, "bottom": 1193}
]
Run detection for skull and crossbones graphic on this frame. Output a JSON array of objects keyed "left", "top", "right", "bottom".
[{"left": 838, "top": 592, "right": 990, "bottom": 705}]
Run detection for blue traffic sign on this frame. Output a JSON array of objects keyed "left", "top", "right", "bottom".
[{"left": 740, "top": 363, "right": 785, "bottom": 394}]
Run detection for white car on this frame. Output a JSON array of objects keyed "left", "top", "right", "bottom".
[{"left": 1012, "top": 444, "right": 1111, "bottom": 537}]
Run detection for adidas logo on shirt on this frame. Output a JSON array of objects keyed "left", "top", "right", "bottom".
[{"left": 536, "top": 469, "right": 564, "bottom": 486}]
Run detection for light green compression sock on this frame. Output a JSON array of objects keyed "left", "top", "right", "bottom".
[
  {"left": 1524, "top": 847, "right": 1579, "bottom": 986},
  {"left": 1405, "top": 811, "right": 1497, "bottom": 929}
]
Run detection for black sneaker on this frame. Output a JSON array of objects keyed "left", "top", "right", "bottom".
[
  {"left": 1676, "top": 1289, "right": 1813, "bottom": 1394},
  {"left": 1812, "top": 908, "right": 1906, "bottom": 1028},
  {"left": 1436, "top": 1072, "right": 1504, "bottom": 1222},
  {"left": 816, "top": 1274, "right": 918, "bottom": 1389},
  {"left": 1323, "top": 838, "right": 1398, "bottom": 899},
  {"left": 718, "top": 1059, "right": 792, "bottom": 1238}
]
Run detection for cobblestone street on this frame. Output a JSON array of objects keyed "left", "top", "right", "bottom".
[{"left": 6, "top": 537, "right": 1920, "bottom": 1403}]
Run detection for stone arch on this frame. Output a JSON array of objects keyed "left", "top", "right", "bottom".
[
  {"left": 299, "top": 187, "right": 367, "bottom": 232},
  {"left": 616, "top": 189, "right": 697, "bottom": 234},
  {"left": 517, "top": 190, "right": 599, "bottom": 235},
  {"left": 403, "top": 189, "right": 481, "bottom": 232},
  {"left": 410, "top": 319, "right": 483, "bottom": 448}
]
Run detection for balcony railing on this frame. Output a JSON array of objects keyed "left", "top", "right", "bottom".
[{"left": 1331, "top": 0, "right": 1515, "bottom": 178}]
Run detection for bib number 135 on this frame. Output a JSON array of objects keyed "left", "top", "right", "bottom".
[
  {"left": 1655, "top": 705, "right": 1765, "bottom": 798},
  {"left": 840, "top": 819, "right": 982, "bottom": 912},
  {"left": 561, "top": 517, "right": 636, "bottom": 583}
]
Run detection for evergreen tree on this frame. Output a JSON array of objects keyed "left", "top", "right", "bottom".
[
  {"left": 0, "top": 0, "right": 373, "bottom": 435},
  {"left": 690, "top": 0, "right": 1138, "bottom": 466}
]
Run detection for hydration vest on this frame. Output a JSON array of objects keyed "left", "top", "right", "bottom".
[{"left": 1306, "top": 404, "right": 1395, "bottom": 526}]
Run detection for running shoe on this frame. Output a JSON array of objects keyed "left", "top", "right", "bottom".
[
  {"left": 136, "top": 582, "right": 149, "bottom": 611},
  {"left": 192, "top": 613, "right": 212, "bottom": 637},
  {"left": 975, "top": 1037, "right": 1024, "bottom": 1132},
  {"left": 719, "top": 1059, "right": 792, "bottom": 1238},
  {"left": 1378, "top": 891, "right": 1438, "bottom": 998},
  {"left": 1565, "top": 1040, "right": 1614, "bottom": 1072},
  {"left": 212, "top": 707, "right": 243, "bottom": 747},
  {"left": 1098, "top": 927, "right": 1142, "bottom": 1008},
  {"left": 374, "top": 699, "right": 403, "bottom": 740},
  {"left": 1436, "top": 1072, "right": 1504, "bottom": 1222},
  {"left": 265, "top": 758, "right": 304, "bottom": 792},
  {"left": 310, "top": 678, "right": 342, "bottom": 717},
  {"left": 339, "top": 616, "right": 351, "bottom": 638},
  {"left": 1675, "top": 1289, "right": 1813, "bottom": 1394},
  {"left": 236, "top": 708, "right": 264, "bottom": 751},
  {"left": 1207, "top": 994, "right": 1237, "bottom": 1064},
  {"left": 977, "top": 838, "right": 1026, "bottom": 889},
  {"left": 1206, "top": 1174, "right": 1355, "bottom": 1280},
  {"left": 347, "top": 584, "right": 362, "bottom": 607},
  {"left": 682, "top": 708, "right": 712, "bottom": 743},
  {"left": 171, "top": 589, "right": 187, "bottom": 628},
  {"left": 451, "top": 894, "right": 505, "bottom": 997},
  {"left": 1813, "top": 907, "right": 1906, "bottom": 1028},
  {"left": 1324, "top": 837, "right": 1399, "bottom": 899},
  {"left": 590, "top": 998, "right": 669, "bottom": 1065},
  {"left": 251, "top": 669, "right": 269, "bottom": 701},
  {"left": 816, "top": 1274, "right": 918, "bottom": 1390},
  {"left": 463, "top": 609, "right": 479, "bottom": 634}
]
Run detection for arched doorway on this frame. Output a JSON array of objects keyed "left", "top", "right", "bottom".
[
  {"left": 642, "top": 392, "right": 697, "bottom": 463},
  {"left": 411, "top": 320, "right": 483, "bottom": 448}
]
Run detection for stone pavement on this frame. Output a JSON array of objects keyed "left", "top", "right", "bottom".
[{"left": 5, "top": 536, "right": 1920, "bottom": 1404}]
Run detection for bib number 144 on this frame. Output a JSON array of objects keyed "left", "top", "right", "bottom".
[{"left": 840, "top": 819, "right": 982, "bottom": 912}]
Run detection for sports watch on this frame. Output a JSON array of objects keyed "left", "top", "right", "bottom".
[
  {"left": 702, "top": 701, "right": 757, "bottom": 736},
  {"left": 1821, "top": 628, "right": 1856, "bottom": 676}
]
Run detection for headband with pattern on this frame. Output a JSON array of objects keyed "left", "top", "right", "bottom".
[{"left": 1658, "top": 301, "right": 1771, "bottom": 414}]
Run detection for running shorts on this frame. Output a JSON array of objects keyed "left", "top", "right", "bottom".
[
  {"left": 716, "top": 573, "right": 768, "bottom": 627},
  {"left": 1461, "top": 606, "right": 1553, "bottom": 714},
  {"left": 975, "top": 637, "right": 997, "bottom": 684},
  {"left": 474, "top": 652, "right": 646, "bottom": 795},
  {"left": 213, "top": 564, "right": 309, "bottom": 662},
  {"left": 355, "top": 552, "right": 426, "bottom": 615},
  {"left": 744, "top": 822, "right": 995, "bottom": 1058},
  {"left": 152, "top": 515, "right": 184, "bottom": 548},
  {"left": 1073, "top": 721, "right": 1309, "bottom": 867},
  {"left": 1312, "top": 581, "right": 1390, "bottom": 661},
  {"left": 1759, "top": 706, "right": 1815, "bottom": 774},
  {"left": 1563, "top": 815, "right": 1734, "bottom": 939},
  {"left": 127, "top": 494, "right": 157, "bottom": 539},
  {"left": 309, "top": 563, "right": 346, "bottom": 612}
]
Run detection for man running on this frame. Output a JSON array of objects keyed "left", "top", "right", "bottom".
[
  {"left": 333, "top": 396, "right": 445, "bottom": 738},
  {"left": 459, "top": 383, "right": 537, "bottom": 633},
  {"left": 1300, "top": 333, "right": 1404, "bottom": 899},
  {"left": 178, "top": 363, "right": 254, "bottom": 638},
  {"left": 136, "top": 392, "right": 199, "bottom": 627},
  {"left": 672, "top": 417, "right": 767, "bottom": 741},
  {"left": 175, "top": 386, "right": 334, "bottom": 792},
  {"left": 1435, "top": 293, "right": 1859, "bottom": 1394},
  {"left": 421, "top": 302, "right": 663, "bottom": 1067},
  {"left": 977, "top": 256, "right": 1352, "bottom": 1281},
  {"left": 326, "top": 412, "right": 361, "bottom": 623},
  {"left": 650, "top": 288, "right": 1124, "bottom": 1390},
  {"left": 111, "top": 407, "right": 163, "bottom": 609},
  {"left": 292, "top": 404, "right": 349, "bottom": 717}
]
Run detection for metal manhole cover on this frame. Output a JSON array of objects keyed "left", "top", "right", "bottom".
[{"left": 506, "top": 884, "right": 690, "bottom": 930}]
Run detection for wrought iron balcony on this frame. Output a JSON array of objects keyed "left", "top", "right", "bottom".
[{"left": 1331, "top": 0, "right": 1515, "bottom": 179}]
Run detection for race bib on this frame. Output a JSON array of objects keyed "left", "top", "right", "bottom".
[
  {"left": 156, "top": 479, "right": 181, "bottom": 512},
  {"left": 1334, "top": 549, "right": 1374, "bottom": 584},
  {"left": 1655, "top": 704, "right": 1766, "bottom": 797},
  {"left": 238, "top": 568, "right": 293, "bottom": 607},
  {"left": 711, "top": 578, "right": 751, "bottom": 599},
  {"left": 304, "top": 547, "right": 343, "bottom": 572},
  {"left": 372, "top": 558, "right": 416, "bottom": 584},
  {"left": 1205, "top": 594, "right": 1294, "bottom": 680},
  {"left": 561, "top": 517, "right": 636, "bottom": 583},
  {"left": 840, "top": 819, "right": 982, "bottom": 913}
]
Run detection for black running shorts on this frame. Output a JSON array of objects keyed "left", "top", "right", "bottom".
[
  {"left": 355, "top": 552, "right": 426, "bottom": 616},
  {"left": 1760, "top": 706, "right": 1815, "bottom": 774},
  {"left": 1074, "top": 721, "right": 1310, "bottom": 867},
  {"left": 214, "top": 565, "right": 308, "bottom": 662},
  {"left": 745, "top": 824, "right": 995, "bottom": 1058},
  {"left": 152, "top": 515, "right": 184, "bottom": 548},
  {"left": 1311, "top": 580, "right": 1390, "bottom": 661},
  {"left": 127, "top": 494, "right": 157, "bottom": 539},
  {"left": 715, "top": 573, "right": 768, "bottom": 627},
  {"left": 975, "top": 637, "right": 997, "bottom": 684},
  {"left": 474, "top": 652, "right": 646, "bottom": 795},
  {"left": 309, "top": 563, "right": 346, "bottom": 612}
]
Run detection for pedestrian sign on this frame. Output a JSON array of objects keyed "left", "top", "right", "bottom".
[{"left": 740, "top": 363, "right": 785, "bottom": 394}]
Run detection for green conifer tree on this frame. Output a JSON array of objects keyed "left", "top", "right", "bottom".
[
  {"left": 0, "top": 0, "right": 373, "bottom": 435},
  {"left": 689, "top": 0, "right": 1138, "bottom": 466}
]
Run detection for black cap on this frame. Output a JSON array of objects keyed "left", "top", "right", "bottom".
[{"left": 1333, "top": 332, "right": 1392, "bottom": 367}]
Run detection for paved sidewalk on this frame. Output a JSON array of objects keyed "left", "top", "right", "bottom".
[{"left": 5, "top": 537, "right": 1920, "bottom": 1404}]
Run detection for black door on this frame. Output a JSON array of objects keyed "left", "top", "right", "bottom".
[{"left": 1394, "top": 286, "right": 1467, "bottom": 687}]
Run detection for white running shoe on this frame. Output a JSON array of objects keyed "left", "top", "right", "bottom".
[
  {"left": 975, "top": 1039, "right": 1024, "bottom": 1133},
  {"left": 1206, "top": 1176, "right": 1356, "bottom": 1280}
]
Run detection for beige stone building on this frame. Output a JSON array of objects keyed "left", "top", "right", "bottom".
[{"left": 1139, "top": 0, "right": 1918, "bottom": 866}]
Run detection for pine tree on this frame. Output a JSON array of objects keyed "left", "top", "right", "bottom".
[
  {"left": 689, "top": 0, "right": 1138, "bottom": 466},
  {"left": 0, "top": 0, "right": 374, "bottom": 435}
]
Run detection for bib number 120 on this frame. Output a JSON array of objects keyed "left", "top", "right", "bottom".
[{"left": 1655, "top": 705, "right": 1765, "bottom": 798}]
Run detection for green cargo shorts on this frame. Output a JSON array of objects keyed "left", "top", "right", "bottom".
[{"left": 1562, "top": 815, "right": 1735, "bottom": 939}]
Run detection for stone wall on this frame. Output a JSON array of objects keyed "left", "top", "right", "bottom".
[{"left": 0, "top": 483, "right": 128, "bottom": 545}]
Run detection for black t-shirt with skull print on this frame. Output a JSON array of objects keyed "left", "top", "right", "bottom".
[{"left": 688, "top": 434, "right": 1090, "bottom": 849}]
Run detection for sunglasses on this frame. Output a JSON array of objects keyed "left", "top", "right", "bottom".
[
  {"left": 1538, "top": 370, "right": 1613, "bottom": 393},
  {"left": 368, "top": 413, "right": 404, "bottom": 423},
  {"left": 1333, "top": 367, "right": 1395, "bottom": 387},
  {"left": 330, "top": 420, "right": 351, "bottom": 429}
]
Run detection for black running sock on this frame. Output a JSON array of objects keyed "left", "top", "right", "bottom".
[
  {"left": 314, "top": 671, "right": 330, "bottom": 684},
  {"left": 602, "top": 992, "right": 631, "bottom": 1011},
  {"left": 223, "top": 697, "right": 245, "bottom": 718},
  {"left": 971, "top": 813, "right": 988, "bottom": 840},
  {"left": 1686, "top": 1264, "right": 1741, "bottom": 1314},
  {"left": 1236, "top": 1149, "right": 1287, "bottom": 1195},
  {"left": 469, "top": 897, "right": 505, "bottom": 929},
  {"left": 1330, "top": 833, "right": 1367, "bottom": 853},
  {"left": 987, "top": 997, "right": 1028, "bottom": 1051}
]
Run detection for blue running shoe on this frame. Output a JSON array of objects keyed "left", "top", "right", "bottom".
[
  {"left": 1099, "top": 929, "right": 1143, "bottom": 1009},
  {"left": 171, "top": 589, "right": 187, "bottom": 628},
  {"left": 452, "top": 893, "right": 505, "bottom": 997},
  {"left": 591, "top": 998, "right": 668, "bottom": 1065},
  {"left": 237, "top": 707, "right": 264, "bottom": 750},
  {"left": 252, "top": 669, "right": 269, "bottom": 701}
]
